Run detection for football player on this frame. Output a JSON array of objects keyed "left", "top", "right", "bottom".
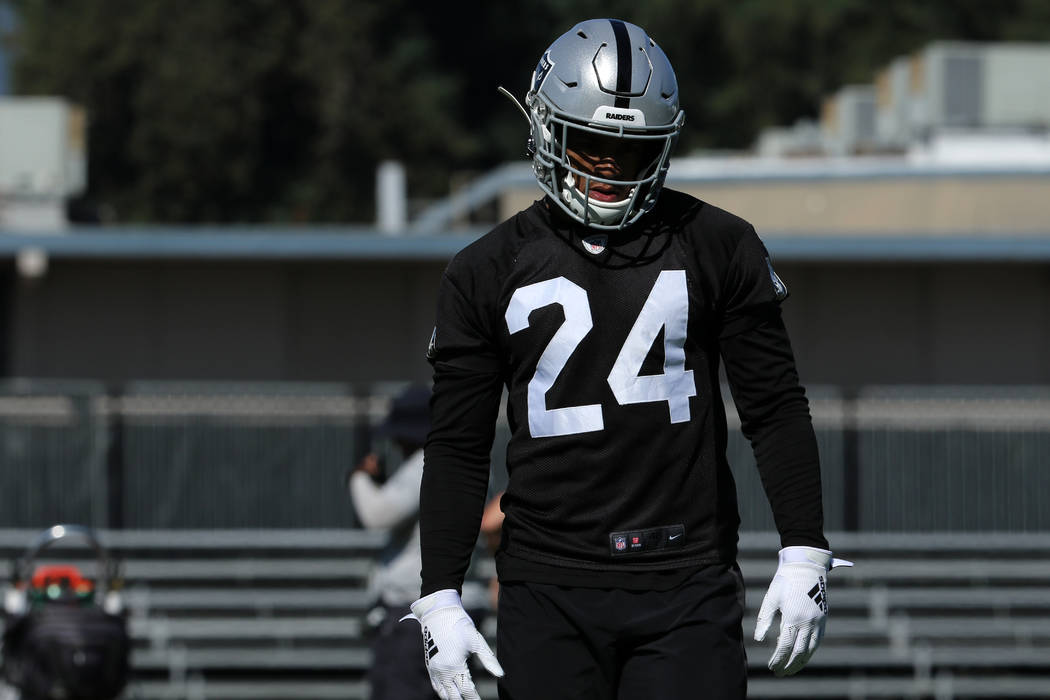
[{"left": 405, "top": 18, "right": 851, "bottom": 700}]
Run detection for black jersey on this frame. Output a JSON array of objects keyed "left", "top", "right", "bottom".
[{"left": 421, "top": 190, "right": 826, "bottom": 594}]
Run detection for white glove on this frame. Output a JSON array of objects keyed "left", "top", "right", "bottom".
[
  {"left": 754, "top": 546, "right": 853, "bottom": 677},
  {"left": 402, "top": 589, "right": 504, "bottom": 700}
]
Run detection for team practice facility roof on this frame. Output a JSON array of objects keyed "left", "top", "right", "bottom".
[{"left": 3, "top": 155, "right": 1050, "bottom": 263}]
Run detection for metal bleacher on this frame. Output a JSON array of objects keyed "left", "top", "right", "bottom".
[{"left": 2, "top": 530, "right": 1048, "bottom": 699}]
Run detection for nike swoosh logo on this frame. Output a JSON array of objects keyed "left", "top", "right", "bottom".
[{"left": 669, "top": 533, "right": 682, "bottom": 540}]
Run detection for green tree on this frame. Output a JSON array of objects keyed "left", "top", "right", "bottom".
[
  {"left": 7, "top": 0, "right": 471, "bottom": 222},
  {"left": 9, "top": 1, "right": 1050, "bottom": 223}
]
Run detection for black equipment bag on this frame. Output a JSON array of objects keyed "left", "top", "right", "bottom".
[
  {"left": 3, "top": 602, "right": 129, "bottom": 700},
  {"left": 2, "top": 525, "right": 130, "bottom": 700}
]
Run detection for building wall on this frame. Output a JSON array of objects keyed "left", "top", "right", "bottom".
[
  {"left": 781, "top": 262, "right": 1050, "bottom": 386},
  {"left": 4, "top": 257, "right": 1048, "bottom": 387},
  {"left": 7, "top": 260, "right": 445, "bottom": 385},
  {"left": 501, "top": 176, "right": 1050, "bottom": 235}
]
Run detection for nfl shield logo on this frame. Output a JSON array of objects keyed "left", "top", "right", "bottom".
[
  {"left": 582, "top": 235, "right": 607, "bottom": 255},
  {"left": 614, "top": 536, "right": 627, "bottom": 551}
]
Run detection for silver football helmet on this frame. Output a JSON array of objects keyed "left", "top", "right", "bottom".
[{"left": 526, "top": 19, "right": 684, "bottom": 230}]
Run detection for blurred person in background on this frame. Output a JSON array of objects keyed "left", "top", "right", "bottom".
[
  {"left": 347, "top": 384, "right": 433, "bottom": 700},
  {"left": 407, "top": 18, "right": 851, "bottom": 700},
  {"left": 349, "top": 384, "right": 491, "bottom": 700},
  {"left": 479, "top": 491, "right": 506, "bottom": 611}
]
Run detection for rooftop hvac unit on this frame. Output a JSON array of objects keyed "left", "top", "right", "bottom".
[
  {"left": 881, "top": 42, "right": 1050, "bottom": 141},
  {"left": 875, "top": 56, "right": 916, "bottom": 148},
  {"left": 0, "top": 97, "right": 86, "bottom": 231},
  {"left": 0, "top": 97, "right": 86, "bottom": 197},
  {"left": 755, "top": 119, "right": 823, "bottom": 158},
  {"left": 821, "top": 85, "right": 877, "bottom": 155},
  {"left": 920, "top": 42, "right": 985, "bottom": 130},
  {"left": 981, "top": 43, "right": 1050, "bottom": 128}
]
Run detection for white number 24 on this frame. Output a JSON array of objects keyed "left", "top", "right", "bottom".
[{"left": 505, "top": 270, "right": 696, "bottom": 438}]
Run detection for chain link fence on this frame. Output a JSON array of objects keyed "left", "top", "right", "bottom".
[
  {"left": 0, "top": 380, "right": 1047, "bottom": 532},
  {"left": 728, "top": 385, "right": 1050, "bottom": 532}
]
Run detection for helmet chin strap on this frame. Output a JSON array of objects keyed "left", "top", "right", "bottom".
[{"left": 560, "top": 171, "right": 631, "bottom": 226}]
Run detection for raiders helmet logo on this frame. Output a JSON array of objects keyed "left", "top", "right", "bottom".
[{"left": 532, "top": 52, "right": 554, "bottom": 92}]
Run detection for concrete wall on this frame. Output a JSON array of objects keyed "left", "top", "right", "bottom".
[
  {"left": 3, "top": 257, "right": 1048, "bottom": 387},
  {"left": 7, "top": 260, "right": 445, "bottom": 385},
  {"left": 781, "top": 262, "right": 1050, "bottom": 386},
  {"left": 501, "top": 176, "right": 1050, "bottom": 235}
]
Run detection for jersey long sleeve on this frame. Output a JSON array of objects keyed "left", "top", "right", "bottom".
[
  {"left": 717, "top": 226, "right": 827, "bottom": 549},
  {"left": 420, "top": 272, "right": 504, "bottom": 596},
  {"left": 721, "top": 308, "right": 828, "bottom": 550}
]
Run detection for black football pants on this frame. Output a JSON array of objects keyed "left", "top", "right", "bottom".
[
  {"left": 368, "top": 603, "right": 434, "bottom": 700},
  {"left": 495, "top": 562, "right": 747, "bottom": 700}
]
